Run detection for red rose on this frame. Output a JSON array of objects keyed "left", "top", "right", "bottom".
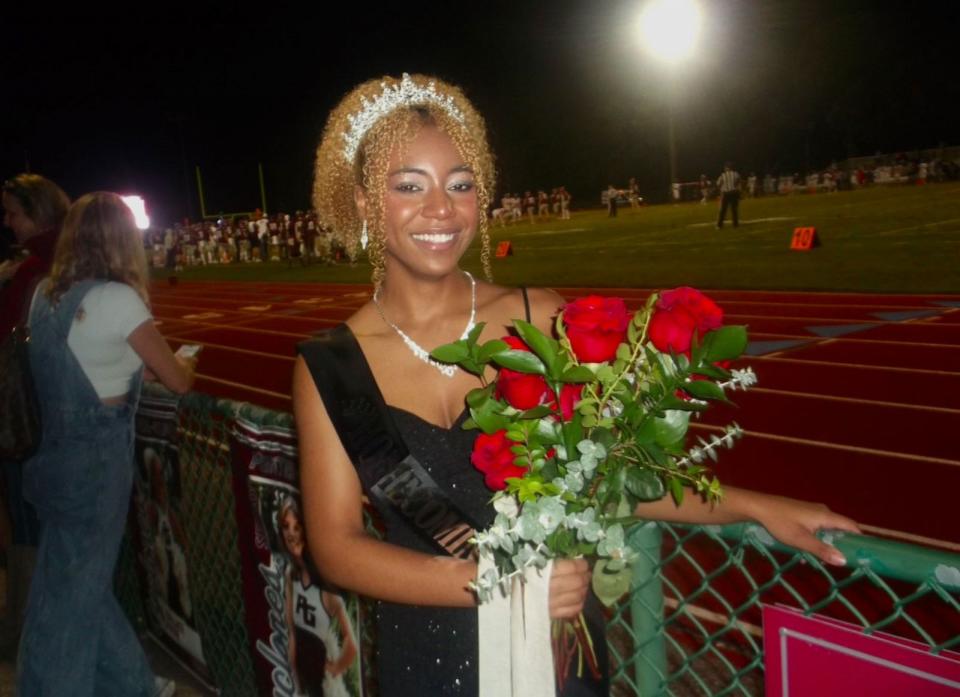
[
  {"left": 494, "top": 336, "right": 552, "bottom": 409},
  {"left": 551, "top": 383, "right": 584, "bottom": 422},
  {"left": 471, "top": 429, "right": 527, "bottom": 491},
  {"left": 648, "top": 287, "right": 723, "bottom": 355},
  {"left": 562, "top": 295, "right": 630, "bottom": 363}
]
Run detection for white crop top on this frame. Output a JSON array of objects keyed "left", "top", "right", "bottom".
[{"left": 33, "top": 282, "right": 153, "bottom": 399}]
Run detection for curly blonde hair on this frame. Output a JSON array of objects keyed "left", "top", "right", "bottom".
[
  {"left": 313, "top": 74, "right": 495, "bottom": 287},
  {"left": 47, "top": 192, "right": 150, "bottom": 307}
]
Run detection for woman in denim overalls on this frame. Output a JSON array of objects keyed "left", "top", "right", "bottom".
[{"left": 18, "top": 193, "right": 197, "bottom": 697}]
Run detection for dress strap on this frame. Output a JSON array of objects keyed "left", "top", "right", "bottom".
[{"left": 520, "top": 287, "right": 531, "bottom": 323}]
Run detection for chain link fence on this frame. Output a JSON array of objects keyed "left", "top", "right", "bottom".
[{"left": 117, "top": 389, "right": 960, "bottom": 695}]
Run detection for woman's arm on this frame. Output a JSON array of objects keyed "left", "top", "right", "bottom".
[
  {"left": 634, "top": 486, "right": 860, "bottom": 565},
  {"left": 293, "top": 356, "right": 477, "bottom": 607},
  {"left": 127, "top": 319, "right": 196, "bottom": 394}
]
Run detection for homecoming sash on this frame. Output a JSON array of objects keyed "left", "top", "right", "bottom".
[{"left": 298, "top": 324, "right": 478, "bottom": 559}]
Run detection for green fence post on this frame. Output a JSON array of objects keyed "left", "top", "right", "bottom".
[{"left": 628, "top": 522, "right": 667, "bottom": 696}]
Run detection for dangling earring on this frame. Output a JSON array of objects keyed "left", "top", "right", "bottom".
[{"left": 360, "top": 220, "right": 369, "bottom": 250}]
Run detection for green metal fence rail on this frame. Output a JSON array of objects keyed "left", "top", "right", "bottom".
[
  {"left": 117, "top": 389, "right": 960, "bottom": 696},
  {"left": 613, "top": 523, "right": 960, "bottom": 696}
]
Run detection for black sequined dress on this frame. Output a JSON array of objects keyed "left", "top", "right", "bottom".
[{"left": 302, "top": 324, "right": 608, "bottom": 696}]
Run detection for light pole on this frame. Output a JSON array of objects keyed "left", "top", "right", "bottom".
[{"left": 637, "top": 0, "right": 703, "bottom": 199}]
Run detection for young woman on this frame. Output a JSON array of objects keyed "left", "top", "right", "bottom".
[
  {"left": 293, "top": 74, "right": 857, "bottom": 696},
  {"left": 18, "top": 192, "right": 197, "bottom": 697}
]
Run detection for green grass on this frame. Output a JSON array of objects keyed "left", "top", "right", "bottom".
[{"left": 163, "top": 183, "right": 960, "bottom": 293}]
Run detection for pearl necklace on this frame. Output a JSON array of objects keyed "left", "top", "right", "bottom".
[{"left": 373, "top": 272, "right": 476, "bottom": 378}]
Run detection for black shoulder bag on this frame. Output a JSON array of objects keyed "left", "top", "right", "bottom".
[{"left": 0, "top": 287, "right": 42, "bottom": 461}]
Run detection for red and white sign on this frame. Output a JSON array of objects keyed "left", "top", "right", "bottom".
[{"left": 763, "top": 605, "right": 960, "bottom": 696}]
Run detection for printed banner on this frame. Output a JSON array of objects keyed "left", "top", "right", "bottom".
[
  {"left": 133, "top": 391, "right": 210, "bottom": 682},
  {"left": 229, "top": 415, "right": 367, "bottom": 697},
  {"left": 763, "top": 604, "right": 960, "bottom": 696}
]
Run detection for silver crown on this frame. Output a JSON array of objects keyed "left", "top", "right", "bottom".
[{"left": 341, "top": 73, "right": 466, "bottom": 163}]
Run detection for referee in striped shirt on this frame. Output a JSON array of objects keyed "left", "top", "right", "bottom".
[{"left": 716, "top": 162, "right": 741, "bottom": 229}]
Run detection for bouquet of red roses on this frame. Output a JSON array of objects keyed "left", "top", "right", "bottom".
[{"left": 431, "top": 287, "right": 756, "bottom": 606}]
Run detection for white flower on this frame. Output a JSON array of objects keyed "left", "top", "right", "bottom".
[
  {"left": 473, "top": 567, "right": 502, "bottom": 603},
  {"left": 487, "top": 514, "right": 515, "bottom": 554},
  {"left": 517, "top": 506, "right": 547, "bottom": 544},
  {"left": 568, "top": 508, "right": 603, "bottom": 542},
  {"left": 514, "top": 543, "right": 548, "bottom": 570},
  {"left": 493, "top": 495, "right": 520, "bottom": 520},
  {"left": 596, "top": 524, "right": 637, "bottom": 570},
  {"left": 576, "top": 440, "right": 606, "bottom": 471},
  {"left": 564, "top": 471, "right": 584, "bottom": 493},
  {"left": 536, "top": 497, "right": 566, "bottom": 534}
]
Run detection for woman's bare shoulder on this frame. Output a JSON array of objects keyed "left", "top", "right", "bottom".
[{"left": 477, "top": 282, "right": 565, "bottom": 333}]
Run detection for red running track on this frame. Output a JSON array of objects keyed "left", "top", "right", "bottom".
[{"left": 149, "top": 281, "right": 960, "bottom": 549}]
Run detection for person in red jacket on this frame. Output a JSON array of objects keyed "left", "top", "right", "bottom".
[
  {"left": 1, "top": 175, "right": 69, "bottom": 339},
  {"left": 0, "top": 173, "right": 70, "bottom": 657}
]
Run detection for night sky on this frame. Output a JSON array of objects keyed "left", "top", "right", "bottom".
[{"left": 3, "top": 2, "right": 958, "bottom": 226}]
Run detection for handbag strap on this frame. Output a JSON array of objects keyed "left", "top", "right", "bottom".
[{"left": 298, "top": 324, "right": 478, "bottom": 559}]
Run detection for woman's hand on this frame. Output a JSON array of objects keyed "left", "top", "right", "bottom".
[
  {"left": 749, "top": 493, "right": 860, "bottom": 566},
  {"left": 549, "top": 558, "right": 591, "bottom": 619},
  {"left": 175, "top": 353, "right": 198, "bottom": 378}
]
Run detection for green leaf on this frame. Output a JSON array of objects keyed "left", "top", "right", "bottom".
[
  {"left": 669, "top": 477, "right": 685, "bottom": 505},
  {"left": 460, "top": 359, "right": 484, "bottom": 376},
  {"left": 616, "top": 343, "right": 632, "bottom": 361},
  {"left": 465, "top": 321, "right": 485, "bottom": 347},
  {"left": 477, "top": 339, "right": 510, "bottom": 364},
  {"left": 430, "top": 342, "right": 469, "bottom": 364},
  {"left": 520, "top": 405, "right": 554, "bottom": 419},
  {"left": 561, "top": 366, "right": 596, "bottom": 383},
  {"left": 466, "top": 386, "right": 492, "bottom": 409},
  {"left": 562, "top": 418, "right": 584, "bottom": 465},
  {"left": 634, "top": 418, "right": 657, "bottom": 444},
  {"left": 624, "top": 468, "right": 666, "bottom": 501},
  {"left": 578, "top": 402, "right": 598, "bottom": 416},
  {"left": 653, "top": 410, "right": 691, "bottom": 447},
  {"left": 540, "top": 461, "right": 559, "bottom": 481},
  {"left": 461, "top": 418, "right": 478, "bottom": 430},
  {"left": 471, "top": 408, "right": 510, "bottom": 434},
  {"left": 592, "top": 560, "right": 633, "bottom": 607},
  {"left": 492, "top": 350, "right": 547, "bottom": 375},
  {"left": 596, "top": 365, "right": 616, "bottom": 383},
  {"left": 692, "top": 363, "right": 731, "bottom": 380},
  {"left": 682, "top": 380, "right": 726, "bottom": 401},
  {"left": 701, "top": 326, "right": 748, "bottom": 363},
  {"left": 646, "top": 443, "right": 669, "bottom": 466},
  {"left": 514, "top": 320, "right": 560, "bottom": 371}
]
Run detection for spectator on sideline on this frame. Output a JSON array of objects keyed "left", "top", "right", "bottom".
[
  {"left": 18, "top": 192, "right": 195, "bottom": 696},
  {"left": 0, "top": 174, "right": 70, "bottom": 657}
]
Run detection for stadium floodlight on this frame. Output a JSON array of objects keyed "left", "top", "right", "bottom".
[
  {"left": 637, "top": 0, "right": 702, "bottom": 64},
  {"left": 121, "top": 195, "right": 151, "bottom": 230}
]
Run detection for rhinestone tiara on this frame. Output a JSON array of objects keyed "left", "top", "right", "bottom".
[{"left": 341, "top": 73, "right": 466, "bottom": 163}]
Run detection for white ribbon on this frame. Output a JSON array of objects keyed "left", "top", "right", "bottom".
[{"left": 477, "top": 557, "right": 555, "bottom": 697}]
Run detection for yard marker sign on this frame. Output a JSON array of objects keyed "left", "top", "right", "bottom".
[
  {"left": 495, "top": 240, "right": 513, "bottom": 258},
  {"left": 790, "top": 226, "right": 820, "bottom": 251}
]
